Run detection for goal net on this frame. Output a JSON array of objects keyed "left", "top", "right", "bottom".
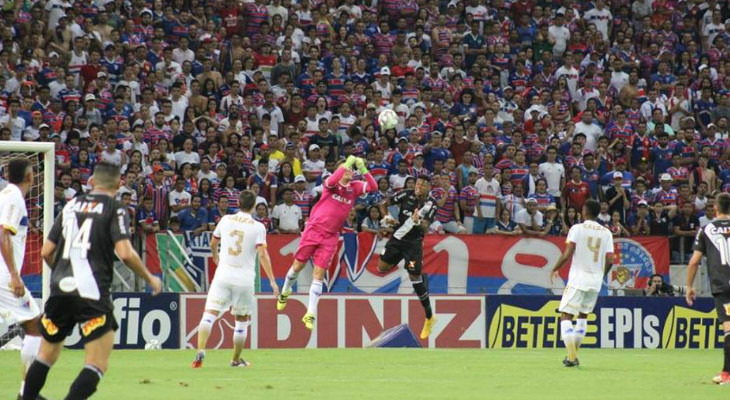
[{"left": 0, "top": 142, "right": 54, "bottom": 344}]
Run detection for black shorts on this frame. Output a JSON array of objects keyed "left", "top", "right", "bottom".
[
  {"left": 381, "top": 238, "right": 423, "bottom": 275},
  {"left": 39, "top": 296, "right": 118, "bottom": 344}
]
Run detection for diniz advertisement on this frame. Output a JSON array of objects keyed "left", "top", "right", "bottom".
[
  {"left": 180, "top": 294, "right": 486, "bottom": 349},
  {"left": 141, "top": 232, "right": 669, "bottom": 295},
  {"left": 486, "top": 296, "right": 722, "bottom": 349}
]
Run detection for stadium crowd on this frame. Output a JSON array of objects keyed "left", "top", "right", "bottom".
[{"left": 0, "top": 0, "right": 725, "bottom": 259}]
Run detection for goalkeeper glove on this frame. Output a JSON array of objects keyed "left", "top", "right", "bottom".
[
  {"left": 356, "top": 157, "right": 368, "bottom": 174},
  {"left": 344, "top": 155, "right": 357, "bottom": 168}
]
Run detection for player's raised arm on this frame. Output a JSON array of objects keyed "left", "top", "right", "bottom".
[{"left": 355, "top": 157, "right": 378, "bottom": 194}]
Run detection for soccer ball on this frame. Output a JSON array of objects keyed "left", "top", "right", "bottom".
[
  {"left": 378, "top": 109, "right": 398, "bottom": 131},
  {"left": 145, "top": 339, "right": 161, "bottom": 350}
]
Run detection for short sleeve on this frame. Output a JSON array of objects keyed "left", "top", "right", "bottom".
[
  {"left": 48, "top": 213, "right": 64, "bottom": 244},
  {"left": 605, "top": 229, "right": 615, "bottom": 254},
  {"left": 110, "top": 204, "right": 132, "bottom": 244},
  {"left": 566, "top": 225, "right": 578, "bottom": 244},
  {"left": 392, "top": 190, "right": 409, "bottom": 205},
  {"left": 423, "top": 199, "right": 438, "bottom": 221},
  {"left": 256, "top": 224, "right": 267, "bottom": 247},
  {"left": 270, "top": 205, "right": 280, "bottom": 219},
  {"left": 213, "top": 217, "right": 224, "bottom": 238},
  {"left": 0, "top": 195, "right": 23, "bottom": 235},
  {"left": 693, "top": 227, "right": 706, "bottom": 254}
]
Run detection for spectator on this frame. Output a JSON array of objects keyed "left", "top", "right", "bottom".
[
  {"left": 169, "top": 177, "right": 192, "bottom": 218},
  {"left": 271, "top": 188, "right": 303, "bottom": 234},
  {"left": 644, "top": 274, "right": 685, "bottom": 297},
  {"left": 178, "top": 196, "right": 209, "bottom": 236},
  {"left": 473, "top": 163, "right": 500, "bottom": 234},
  {"left": 563, "top": 206, "right": 582, "bottom": 230},
  {"left": 609, "top": 211, "right": 631, "bottom": 237},
  {"left": 605, "top": 171, "right": 631, "bottom": 221},
  {"left": 543, "top": 204, "right": 566, "bottom": 236},
  {"left": 495, "top": 208, "right": 522, "bottom": 236},
  {"left": 538, "top": 146, "right": 565, "bottom": 199},
  {"left": 672, "top": 202, "right": 701, "bottom": 262},
  {"left": 516, "top": 198, "right": 544, "bottom": 236}
]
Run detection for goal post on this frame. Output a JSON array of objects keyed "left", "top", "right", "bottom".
[{"left": 0, "top": 142, "right": 55, "bottom": 304}]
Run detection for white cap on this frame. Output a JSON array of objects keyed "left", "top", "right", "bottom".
[
  {"left": 380, "top": 66, "right": 391, "bottom": 76},
  {"left": 84, "top": 94, "right": 96, "bottom": 102},
  {"left": 660, "top": 173, "right": 673, "bottom": 182},
  {"left": 294, "top": 175, "right": 306, "bottom": 183},
  {"left": 308, "top": 144, "right": 320, "bottom": 152},
  {"left": 613, "top": 171, "right": 623, "bottom": 179}
]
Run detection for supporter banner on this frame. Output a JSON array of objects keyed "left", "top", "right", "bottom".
[
  {"left": 142, "top": 233, "right": 669, "bottom": 295},
  {"left": 180, "top": 294, "right": 485, "bottom": 349},
  {"left": 486, "top": 295, "right": 721, "bottom": 349},
  {"left": 64, "top": 293, "right": 180, "bottom": 350}
]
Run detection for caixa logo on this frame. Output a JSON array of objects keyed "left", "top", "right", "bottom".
[{"left": 64, "top": 293, "right": 181, "bottom": 349}]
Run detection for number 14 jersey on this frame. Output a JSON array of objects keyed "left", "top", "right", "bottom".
[
  {"left": 48, "top": 194, "right": 131, "bottom": 300},
  {"left": 213, "top": 212, "right": 267, "bottom": 286}
]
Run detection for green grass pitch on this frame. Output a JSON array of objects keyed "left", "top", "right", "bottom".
[{"left": 0, "top": 349, "right": 728, "bottom": 399}]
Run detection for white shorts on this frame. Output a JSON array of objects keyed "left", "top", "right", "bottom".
[
  {"left": 0, "top": 282, "right": 41, "bottom": 325},
  {"left": 558, "top": 286, "right": 599, "bottom": 315},
  {"left": 204, "top": 279, "right": 256, "bottom": 317}
]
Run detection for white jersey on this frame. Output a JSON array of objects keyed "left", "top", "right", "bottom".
[
  {"left": 213, "top": 211, "right": 266, "bottom": 286},
  {"left": 0, "top": 184, "right": 28, "bottom": 283},
  {"left": 565, "top": 220, "right": 614, "bottom": 291}
]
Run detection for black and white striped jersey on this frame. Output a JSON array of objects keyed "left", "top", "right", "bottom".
[
  {"left": 47, "top": 193, "right": 131, "bottom": 300},
  {"left": 693, "top": 218, "right": 730, "bottom": 295}
]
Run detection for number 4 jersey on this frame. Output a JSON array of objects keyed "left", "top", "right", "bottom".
[
  {"left": 565, "top": 220, "right": 614, "bottom": 292},
  {"left": 48, "top": 194, "right": 131, "bottom": 300},
  {"left": 212, "top": 211, "right": 267, "bottom": 286},
  {"left": 694, "top": 219, "right": 730, "bottom": 295}
]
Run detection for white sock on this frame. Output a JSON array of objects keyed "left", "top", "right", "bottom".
[
  {"left": 233, "top": 320, "right": 250, "bottom": 349},
  {"left": 307, "top": 279, "right": 323, "bottom": 316},
  {"left": 560, "top": 319, "right": 575, "bottom": 352},
  {"left": 281, "top": 267, "right": 299, "bottom": 294},
  {"left": 574, "top": 319, "right": 587, "bottom": 348},
  {"left": 197, "top": 312, "right": 216, "bottom": 351},
  {"left": 20, "top": 335, "right": 41, "bottom": 395}
]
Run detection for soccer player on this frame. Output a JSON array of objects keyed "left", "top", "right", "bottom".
[
  {"left": 550, "top": 199, "right": 614, "bottom": 367},
  {"left": 378, "top": 175, "right": 438, "bottom": 339},
  {"left": 277, "top": 156, "right": 377, "bottom": 330},
  {"left": 0, "top": 159, "right": 44, "bottom": 400},
  {"left": 23, "top": 161, "right": 162, "bottom": 400},
  {"left": 687, "top": 192, "right": 730, "bottom": 384},
  {"left": 192, "top": 190, "right": 279, "bottom": 368}
]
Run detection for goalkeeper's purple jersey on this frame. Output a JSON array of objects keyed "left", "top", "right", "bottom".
[{"left": 307, "top": 167, "right": 377, "bottom": 234}]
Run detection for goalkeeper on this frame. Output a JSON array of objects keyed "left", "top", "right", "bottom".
[{"left": 275, "top": 156, "right": 377, "bottom": 331}]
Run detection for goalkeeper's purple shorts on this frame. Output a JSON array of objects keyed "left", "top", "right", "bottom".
[{"left": 294, "top": 224, "right": 339, "bottom": 268}]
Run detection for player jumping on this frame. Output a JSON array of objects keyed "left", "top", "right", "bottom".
[
  {"left": 378, "top": 175, "right": 438, "bottom": 339},
  {"left": 23, "top": 161, "right": 162, "bottom": 400},
  {"left": 687, "top": 192, "right": 730, "bottom": 384},
  {"left": 277, "top": 156, "right": 377, "bottom": 330},
  {"left": 0, "top": 159, "right": 44, "bottom": 400},
  {"left": 551, "top": 199, "right": 614, "bottom": 367},
  {"left": 192, "top": 190, "right": 279, "bottom": 368}
]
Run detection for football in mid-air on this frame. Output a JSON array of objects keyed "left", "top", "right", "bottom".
[{"left": 378, "top": 109, "right": 398, "bottom": 131}]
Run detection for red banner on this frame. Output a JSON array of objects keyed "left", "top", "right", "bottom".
[{"left": 262, "top": 234, "right": 670, "bottom": 294}]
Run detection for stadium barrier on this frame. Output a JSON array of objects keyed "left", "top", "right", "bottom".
[
  {"left": 486, "top": 295, "right": 721, "bottom": 349},
  {"left": 139, "top": 232, "right": 669, "bottom": 295}
]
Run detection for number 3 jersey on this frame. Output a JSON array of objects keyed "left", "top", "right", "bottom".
[
  {"left": 693, "top": 219, "right": 730, "bottom": 295},
  {"left": 212, "top": 211, "right": 267, "bottom": 286},
  {"left": 48, "top": 194, "right": 131, "bottom": 300}
]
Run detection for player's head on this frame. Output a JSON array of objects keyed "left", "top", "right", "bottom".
[
  {"left": 717, "top": 193, "right": 730, "bottom": 216},
  {"left": 89, "top": 161, "right": 122, "bottom": 192},
  {"left": 239, "top": 190, "right": 257, "bottom": 213},
  {"left": 582, "top": 199, "right": 600, "bottom": 220},
  {"left": 336, "top": 159, "right": 354, "bottom": 183},
  {"left": 7, "top": 158, "right": 32, "bottom": 186},
  {"left": 414, "top": 175, "right": 431, "bottom": 196}
]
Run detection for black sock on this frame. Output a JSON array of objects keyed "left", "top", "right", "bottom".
[
  {"left": 23, "top": 360, "right": 51, "bottom": 400},
  {"left": 412, "top": 278, "right": 433, "bottom": 319},
  {"left": 65, "top": 365, "right": 103, "bottom": 400},
  {"left": 724, "top": 332, "right": 730, "bottom": 372}
]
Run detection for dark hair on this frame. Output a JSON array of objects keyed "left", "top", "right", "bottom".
[
  {"left": 7, "top": 158, "right": 30, "bottom": 184},
  {"left": 416, "top": 175, "right": 431, "bottom": 183},
  {"left": 239, "top": 190, "right": 257, "bottom": 211},
  {"left": 584, "top": 199, "right": 600, "bottom": 219},
  {"left": 92, "top": 161, "right": 122, "bottom": 189},
  {"left": 717, "top": 193, "right": 730, "bottom": 215}
]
